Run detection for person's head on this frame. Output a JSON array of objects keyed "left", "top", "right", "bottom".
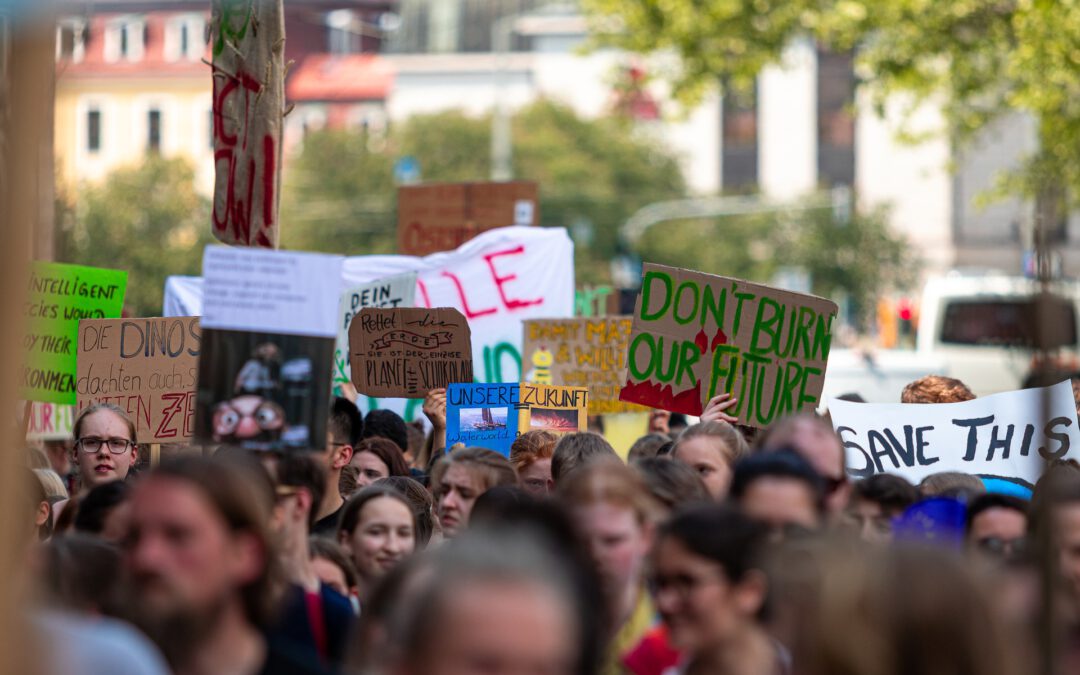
[
  {"left": 324, "top": 396, "right": 361, "bottom": 484},
  {"left": 966, "top": 493, "right": 1028, "bottom": 561},
  {"left": 848, "top": 473, "right": 919, "bottom": 542},
  {"left": 1030, "top": 470, "right": 1080, "bottom": 601},
  {"left": 33, "top": 467, "right": 68, "bottom": 501},
  {"left": 510, "top": 430, "right": 558, "bottom": 495},
  {"left": 362, "top": 409, "right": 409, "bottom": 456},
  {"left": 375, "top": 475, "right": 437, "bottom": 546},
  {"left": 919, "top": 471, "right": 986, "bottom": 501},
  {"left": 550, "top": 432, "right": 618, "bottom": 485},
  {"left": 337, "top": 485, "right": 418, "bottom": 596},
  {"left": 123, "top": 455, "right": 278, "bottom": 664},
  {"left": 757, "top": 414, "right": 849, "bottom": 515},
  {"left": 627, "top": 433, "right": 673, "bottom": 462},
  {"left": 650, "top": 505, "right": 768, "bottom": 654},
  {"left": 72, "top": 403, "right": 138, "bottom": 491},
  {"left": 273, "top": 453, "right": 326, "bottom": 535},
  {"left": 633, "top": 456, "right": 710, "bottom": 513},
  {"left": 672, "top": 422, "right": 749, "bottom": 500},
  {"left": 24, "top": 468, "right": 50, "bottom": 542},
  {"left": 41, "top": 533, "right": 124, "bottom": 615},
  {"left": 730, "top": 450, "right": 825, "bottom": 538},
  {"left": 309, "top": 536, "right": 359, "bottom": 599},
  {"left": 901, "top": 375, "right": 976, "bottom": 404},
  {"left": 73, "top": 479, "right": 132, "bottom": 543},
  {"left": 470, "top": 485, "right": 535, "bottom": 528},
  {"left": 43, "top": 439, "right": 73, "bottom": 477},
  {"left": 558, "top": 458, "right": 660, "bottom": 600},
  {"left": 351, "top": 437, "right": 411, "bottom": 491},
  {"left": 431, "top": 447, "right": 517, "bottom": 538},
  {"left": 391, "top": 527, "right": 586, "bottom": 675}
]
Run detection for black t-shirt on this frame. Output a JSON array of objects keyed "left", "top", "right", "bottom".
[
  {"left": 269, "top": 583, "right": 355, "bottom": 671},
  {"left": 311, "top": 505, "right": 344, "bottom": 538},
  {"left": 258, "top": 636, "right": 332, "bottom": 675}
]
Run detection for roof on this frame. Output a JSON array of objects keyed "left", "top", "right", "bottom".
[{"left": 286, "top": 53, "right": 393, "bottom": 102}]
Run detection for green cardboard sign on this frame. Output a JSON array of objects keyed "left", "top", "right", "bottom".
[{"left": 22, "top": 262, "right": 127, "bottom": 404}]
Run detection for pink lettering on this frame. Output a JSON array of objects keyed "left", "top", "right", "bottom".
[{"left": 483, "top": 246, "right": 543, "bottom": 310}]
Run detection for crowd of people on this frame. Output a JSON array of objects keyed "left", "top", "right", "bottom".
[{"left": 19, "top": 374, "right": 1080, "bottom": 674}]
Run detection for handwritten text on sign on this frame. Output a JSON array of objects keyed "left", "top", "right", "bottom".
[
  {"left": 350, "top": 308, "right": 473, "bottom": 398},
  {"left": 23, "top": 262, "right": 128, "bottom": 405},
  {"left": 334, "top": 273, "right": 418, "bottom": 386},
  {"left": 829, "top": 381, "right": 1080, "bottom": 487},
  {"left": 619, "top": 264, "right": 837, "bottom": 427},
  {"left": 77, "top": 317, "right": 201, "bottom": 444}
]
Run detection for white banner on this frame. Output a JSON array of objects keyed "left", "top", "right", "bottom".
[
  {"left": 829, "top": 381, "right": 1080, "bottom": 487},
  {"left": 165, "top": 226, "right": 575, "bottom": 420},
  {"left": 335, "top": 272, "right": 418, "bottom": 386}
]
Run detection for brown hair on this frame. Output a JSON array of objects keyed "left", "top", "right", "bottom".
[
  {"left": 550, "top": 432, "right": 617, "bottom": 483},
  {"left": 510, "top": 430, "right": 557, "bottom": 473},
  {"left": 376, "top": 475, "right": 437, "bottom": 546},
  {"left": 674, "top": 421, "right": 749, "bottom": 466},
  {"left": 901, "top": 375, "right": 975, "bottom": 404},
  {"left": 338, "top": 484, "right": 419, "bottom": 544},
  {"left": 354, "top": 437, "right": 411, "bottom": 478},
  {"left": 430, "top": 447, "right": 518, "bottom": 494},
  {"left": 309, "top": 536, "right": 359, "bottom": 590},
  {"left": 558, "top": 457, "right": 662, "bottom": 525},
  {"left": 73, "top": 402, "right": 138, "bottom": 445}
]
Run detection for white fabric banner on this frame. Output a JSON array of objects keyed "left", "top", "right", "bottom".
[
  {"left": 335, "top": 272, "right": 418, "bottom": 386},
  {"left": 164, "top": 226, "right": 575, "bottom": 420},
  {"left": 829, "top": 381, "right": 1080, "bottom": 487}
]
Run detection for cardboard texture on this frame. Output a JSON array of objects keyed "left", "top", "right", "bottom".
[
  {"left": 398, "top": 181, "right": 538, "bottom": 256},
  {"left": 23, "top": 262, "right": 128, "bottom": 404},
  {"left": 619, "top": 264, "right": 838, "bottom": 428},
  {"left": 518, "top": 383, "right": 588, "bottom": 435},
  {"left": 523, "top": 317, "right": 648, "bottom": 415},
  {"left": 334, "top": 272, "right": 418, "bottom": 388},
  {"left": 445, "top": 382, "right": 588, "bottom": 456},
  {"left": 350, "top": 308, "right": 473, "bottom": 398},
  {"left": 76, "top": 317, "right": 201, "bottom": 444}
]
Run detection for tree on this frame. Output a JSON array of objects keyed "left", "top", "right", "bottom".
[
  {"left": 55, "top": 156, "right": 213, "bottom": 317},
  {"left": 581, "top": 0, "right": 1080, "bottom": 231}
]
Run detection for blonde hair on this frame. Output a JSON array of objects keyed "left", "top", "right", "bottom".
[
  {"left": 33, "top": 468, "right": 68, "bottom": 500},
  {"left": 558, "top": 457, "right": 662, "bottom": 525},
  {"left": 674, "top": 421, "right": 749, "bottom": 466},
  {"left": 431, "top": 447, "right": 518, "bottom": 494}
]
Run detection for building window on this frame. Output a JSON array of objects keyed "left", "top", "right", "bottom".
[
  {"left": 56, "top": 19, "right": 86, "bottom": 62},
  {"left": 147, "top": 109, "right": 161, "bottom": 152},
  {"left": 327, "top": 9, "right": 362, "bottom": 54},
  {"left": 87, "top": 109, "right": 101, "bottom": 152},
  {"left": 721, "top": 86, "right": 759, "bottom": 192},
  {"left": 104, "top": 16, "right": 145, "bottom": 63},
  {"left": 816, "top": 49, "right": 855, "bottom": 188},
  {"left": 165, "top": 14, "right": 206, "bottom": 62}
]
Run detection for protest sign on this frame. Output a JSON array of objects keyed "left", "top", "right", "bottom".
[
  {"left": 76, "top": 317, "right": 200, "bottom": 443},
  {"left": 195, "top": 247, "right": 342, "bottom": 452},
  {"left": 523, "top": 317, "right": 647, "bottom": 415},
  {"left": 829, "top": 381, "right": 1080, "bottom": 487},
  {"left": 24, "top": 402, "right": 75, "bottom": 441},
  {"left": 398, "top": 182, "right": 538, "bottom": 256},
  {"left": 618, "top": 264, "right": 838, "bottom": 428},
  {"left": 445, "top": 382, "right": 587, "bottom": 456},
  {"left": 163, "top": 226, "right": 575, "bottom": 422},
  {"left": 22, "top": 262, "right": 127, "bottom": 405},
  {"left": 334, "top": 272, "right": 418, "bottom": 387},
  {"left": 349, "top": 308, "right": 473, "bottom": 398}
]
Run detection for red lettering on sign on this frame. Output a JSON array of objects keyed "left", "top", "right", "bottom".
[
  {"left": 441, "top": 271, "right": 497, "bottom": 320},
  {"left": 483, "top": 246, "right": 543, "bottom": 311}
]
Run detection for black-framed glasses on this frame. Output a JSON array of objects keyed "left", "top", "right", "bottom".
[{"left": 76, "top": 437, "right": 134, "bottom": 454}]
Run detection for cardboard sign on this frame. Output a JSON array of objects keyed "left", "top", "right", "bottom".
[
  {"left": 76, "top": 317, "right": 200, "bottom": 444},
  {"left": 523, "top": 317, "right": 647, "bottom": 415},
  {"left": 830, "top": 381, "right": 1080, "bottom": 487},
  {"left": 334, "top": 272, "right": 418, "bottom": 387},
  {"left": 22, "top": 262, "right": 128, "bottom": 404},
  {"left": 398, "top": 181, "right": 538, "bottom": 256},
  {"left": 619, "top": 264, "right": 838, "bottom": 428},
  {"left": 350, "top": 308, "right": 473, "bottom": 398},
  {"left": 445, "top": 382, "right": 588, "bottom": 456},
  {"left": 24, "top": 402, "right": 75, "bottom": 441}
]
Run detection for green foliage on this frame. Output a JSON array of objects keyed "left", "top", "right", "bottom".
[{"left": 55, "top": 156, "right": 213, "bottom": 317}]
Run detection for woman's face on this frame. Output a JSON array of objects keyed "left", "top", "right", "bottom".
[
  {"left": 574, "top": 501, "right": 650, "bottom": 597},
  {"left": 436, "top": 463, "right": 484, "bottom": 538},
  {"left": 650, "top": 536, "right": 761, "bottom": 653},
  {"left": 673, "top": 437, "right": 732, "bottom": 500},
  {"left": 74, "top": 411, "right": 137, "bottom": 490},
  {"left": 341, "top": 496, "right": 415, "bottom": 584},
  {"left": 519, "top": 458, "right": 553, "bottom": 496},
  {"left": 353, "top": 451, "right": 391, "bottom": 489}
]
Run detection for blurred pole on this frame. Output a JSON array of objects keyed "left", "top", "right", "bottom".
[{"left": 490, "top": 15, "right": 512, "bottom": 181}]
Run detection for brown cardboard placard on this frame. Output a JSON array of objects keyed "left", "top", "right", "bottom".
[
  {"left": 522, "top": 317, "right": 649, "bottom": 415},
  {"left": 76, "top": 316, "right": 201, "bottom": 443},
  {"left": 397, "top": 181, "right": 538, "bottom": 256},
  {"left": 618, "top": 264, "right": 838, "bottom": 428},
  {"left": 349, "top": 308, "right": 474, "bottom": 397}
]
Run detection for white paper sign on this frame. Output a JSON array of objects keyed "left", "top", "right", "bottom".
[
  {"left": 335, "top": 272, "right": 418, "bottom": 385},
  {"left": 830, "top": 381, "right": 1080, "bottom": 487},
  {"left": 201, "top": 246, "right": 343, "bottom": 338}
]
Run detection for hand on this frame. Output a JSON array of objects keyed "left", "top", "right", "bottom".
[
  {"left": 700, "top": 393, "right": 739, "bottom": 424},
  {"left": 424, "top": 388, "right": 447, "bottom": 431},
  {"left": 648, "top": 409, "right": 671, "bottom": 435},
  {"left": 339, "top": 381, "right": 359, "bottom": 404}
]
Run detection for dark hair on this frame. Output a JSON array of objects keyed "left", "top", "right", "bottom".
[
  {"left": 355, "top": 437, "right": 411, "bottom": 478},
  {"left": 659, "top": 504, "right": 767, "bottom": 583},
  {"left": 24, "top": 468, "right": 48, "bottom": 540},
  {"left": 375, "top": 475, "right": 436, "bottom": 546},
  {"left": 730, "top": 449, "right": 825, "bottom": 513},
  {"left": 275, "top": 453, "right": 327, "bottom": 530},
  {"left": 966, "top": 493, "right": 1028, "bottom": 533},
  {"left": 470, "top": 485, "right": 535, "bottom": 527},
  {"left": 309, "top": 536, "right": 359, "bottom": 591},
  {"left": 851, "top": 474, "right": 919, "bottom": 515},
  {"left": 338, "top": 484, "right": 418, "bottom": 544},
  {"left": 42, "top": 534, "right": 125, "bottom": 615},
  {"left": 73, "top": 480, "right": 131, "bottom": 535},
  {"left": 633, "top": 457, "right": 710, "bottom": 511},
  {"left": 551, "top": 432, "right": 617, "bottom": 483},
  {"left": 919, "top": 471, "right": 986, "bottom": 501},
  {"left": 329, "top": 397, "right": 363, "bottom": 447},
  {"left": 362, "top": 409, "right": 409, "bottom": 454},
  {"left": 627, "top": 433, "right": 672, "bottom": 462}
]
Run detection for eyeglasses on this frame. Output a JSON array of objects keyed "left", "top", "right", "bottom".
[
  {"left": 76, "top": 437, "right": 135, "bottom": 454},
  {"left": 977, "top": 536, "right": 1027, "bottom": 557}
]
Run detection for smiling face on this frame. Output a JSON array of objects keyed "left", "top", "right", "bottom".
[
  {"left": 341, "top": 496, "right": 415, "bottom": 585},
  {"left": 74, "top": 410, "right": 138, "bottom": 491}
]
